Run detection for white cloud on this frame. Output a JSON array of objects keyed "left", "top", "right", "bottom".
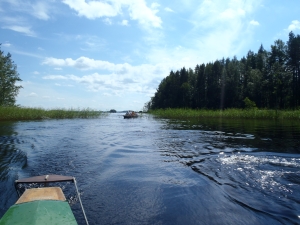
[
  {"left": 62, "top": 0, "right": 162, "bottom": 28},
  {"left": 2, "top": 0, "right": 50, "bottom": 20},
  {"left": 287, "top": 20, "right": 300, "bottom": 31},
  {"left": 128, "top": 1, "right": 162, "bottom": 28},
  {"left": 13, "top": 50, "right": 42, "bottom": 58},
  {"left": 33, "top": 71, "right": 40, "bottom": 75},
  {"left": 103, "top": 18, "right": 113, "bottom": 25},
  {"left": 220, "top": 8, "right": 245, "bottom": 20},
  {"left": 191, "top": 0, "right": 255, "bottom": 29},
  {"left": 43, "top": 56, "right": 138, "bottom": 73},
  {"left": 44, "top": 75, "right": 70, "bottom": 80},
  {"left": 0, "top": 15, "right": 37, "bottom": 37},
  {"left": 62, "top": 0, "right": 120, "bottom": 19},
  {"left": 121, "top": 20, "right": 129, "bottom": 26},
  {"left": 2, "top": 25, "right": 36, "bottom": 37},
  {"left": 164, "top": 7, "right": 174, "bottom": 13},
  {"left": 250, "top": 20, "right": 259, "bottom": 26},
  {"left": 32, "top": 2, "right": 50, "bottom": 20},
  {"left": 28, "top": 92, "right": 38, "bottom": 97},
  {"left": 2, "top": 42, "right": 11, "bottom": 47},
  {"left": 60, "top": 34, "right": 107, "bottom": 51},
  {"left": 46, "top": 72, "right": 153, "bottom": 94},
  {"left": 41, "top": 56, "right": 174, "bottom": 96},
  {"left": 167, "top": 0, "right": 264, "bottom": 61}
]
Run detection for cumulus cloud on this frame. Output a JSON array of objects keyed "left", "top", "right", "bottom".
[
  {"left": 43, "top": 56, "right": 139, "bottom": 75},
  {"left": 287, "top": 20, "right": 300, "bottom": 31},
  {"left": 62, "top": 0, "right": 162, "bottom": 28},
  {"left": 62, "top": 0, "right": 120, "bottom": 18},
  {"left": 129, "top": 1, "right": 162, "bottom": 28},
  {"left": 42, "top": 56, "right": 174, "bottom": 95},
  {"left": 43, "top": 56, "right": 116, "bottom": 70}
]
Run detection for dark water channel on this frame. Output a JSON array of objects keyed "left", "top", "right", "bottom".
[{"left": 0, "top": 113, "right": 299, "bottom": 225}]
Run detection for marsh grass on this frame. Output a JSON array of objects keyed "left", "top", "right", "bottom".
[
  {"left": 0, "top": 107, "right": 105, "bottom": 121},
  {"left": 149, "top": 108, "right": 300, "bottom": 120}
]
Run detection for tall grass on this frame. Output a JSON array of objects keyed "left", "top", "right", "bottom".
[
  {"left": 0, "top": 107, "right": 106, "bottom": 121},
  {"left": 149, "top": 108, "right": 300, "bottom": 120}
]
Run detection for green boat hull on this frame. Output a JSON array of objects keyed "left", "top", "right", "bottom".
[{"left": 0, "top": 200, "right": 78, "bottom": 225}]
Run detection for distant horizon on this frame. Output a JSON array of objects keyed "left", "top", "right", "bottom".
[{"left": 1, "top": 0, "right": 300, "bottom": 110}]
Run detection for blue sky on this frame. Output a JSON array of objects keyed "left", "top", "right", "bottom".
[{"left": 1, "top": 0, "right": 300, "bottom": 111}]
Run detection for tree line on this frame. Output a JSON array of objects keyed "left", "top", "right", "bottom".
[{"left": 147, "top": 31, "right": 300, "bottom": 110}]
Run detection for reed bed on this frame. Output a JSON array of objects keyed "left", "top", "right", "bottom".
[
  {"left": 149, "top": 108, "right": 300, "bottom": 120},
  {"left": 0, "top": 107, "right": 105, "bottom": 121}
]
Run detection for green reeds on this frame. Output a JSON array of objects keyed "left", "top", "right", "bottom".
[
  {"left": 149, "top": 108, "right": 300, "bottom": 120},
  {"left": 0, "top": 107, "right": 105, "bottom": 121}
]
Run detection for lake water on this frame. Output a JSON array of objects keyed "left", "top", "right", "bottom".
[{"left": 0, "top": 113, "right": 300, "bottom": 225}]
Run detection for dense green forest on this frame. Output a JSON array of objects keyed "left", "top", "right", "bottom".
[{"left": 147, "top": 32, "right": 300, "bottom": 110}]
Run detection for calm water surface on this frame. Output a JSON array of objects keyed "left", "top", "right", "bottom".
[{"left": 0, "top": 113, "right": 299, "bottom": 225}]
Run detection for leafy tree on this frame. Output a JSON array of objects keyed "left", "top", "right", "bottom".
[
  {"left": 0, "top": 45, "right": 22, "bottom": 106},
  {"left": 243, "top": 97, "right": 257, "bottom": 109}
]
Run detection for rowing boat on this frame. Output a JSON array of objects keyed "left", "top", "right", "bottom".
[
  {"left": 123, "top": 110, "right": 138, "bottom": 119},
  {"left": 0, "top": 175, "right": 89, "bottom": 225}
]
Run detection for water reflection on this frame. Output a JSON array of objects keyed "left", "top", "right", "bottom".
[
  {"left": 159, "top": 118, "right": 300, "bottom": 153},
  {"left": 0, "top": 122, "right": 28, "bottom": 213}
]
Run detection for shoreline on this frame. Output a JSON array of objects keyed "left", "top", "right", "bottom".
[
  {"left": 0, "top": 107, "right": 105, "bottom": 121},
  {"left": 149, "top": 108, "right": 300, "bottom": 120}
]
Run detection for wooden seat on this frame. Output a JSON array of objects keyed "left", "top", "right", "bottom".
[{"left": 16, "top": 187, "right": 66, "bottom": 204}]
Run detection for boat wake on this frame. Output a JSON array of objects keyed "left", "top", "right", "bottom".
[{"left": 189, "top": 153, "right": 300, "bottom": 224}]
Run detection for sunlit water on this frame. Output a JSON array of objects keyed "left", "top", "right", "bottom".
[{"left": 0, "top": 114, "right": 299, "bottom": 225}]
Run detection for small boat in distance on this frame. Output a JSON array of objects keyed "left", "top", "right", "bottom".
[
  {"left": 123, "top": 110, "right": 138, "bottom": 119},
  {"left": 0, "top": 174, "right": 89, "bottom": 225}
]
